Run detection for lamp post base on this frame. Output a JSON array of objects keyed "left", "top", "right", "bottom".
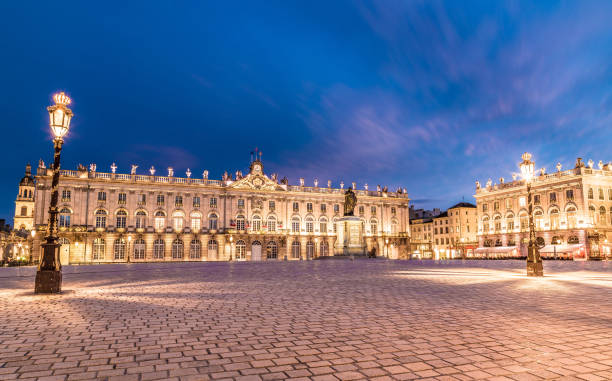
[
  {"left": 526, "top": 261, "right": 543, "bottom": 277},
  {"left": 35, "top": 270, "right": 62, "bottom": 293}
]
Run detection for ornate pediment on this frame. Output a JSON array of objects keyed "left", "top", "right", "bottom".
[{"left": 228, "top": 172, "right": 284, "bottom": 191}]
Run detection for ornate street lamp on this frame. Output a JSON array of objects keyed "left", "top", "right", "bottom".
[
  {"left": 519, "top": 152, "right": 543, "bottom": 276},
  {"left": 35, "top": 92, "right": 73, "bottom": 293}
]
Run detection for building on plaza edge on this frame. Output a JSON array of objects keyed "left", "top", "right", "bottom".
[
  {"left": 16, "top": 158, "right": 410, "bottom": 264},
  {"left": 474, "top": 155, "right": 612, "bottom": 260}
]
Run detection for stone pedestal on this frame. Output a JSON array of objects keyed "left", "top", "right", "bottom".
[{"left": 334, "top": 216, "right": 366, "bottom": 256}]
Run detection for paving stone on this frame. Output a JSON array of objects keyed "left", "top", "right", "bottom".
[{"left": 1, "top": 260, "right": 611, "bottom": 381}]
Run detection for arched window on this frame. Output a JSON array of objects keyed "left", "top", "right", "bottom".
[
  {"left": 566, "top": 206, "right": 577, "bottom": 228},
  {"left": 235, "top": 240, "right": 246, "bottom": 259},
  {"left": 252, "top": 215, "right": 262, "bottom": 231},
  {"left": 154, "top": 211, "right": 166, "bottom": 230},
  {"left": 549, "top": 209, "right": 559, "bottom": 230},
  {"left": 190, "top": 239, "right": 201, "bottom": 259},
  {"left": 94, "top": 209, "right": 107, "bottom": 228},
  {"left": 113, "top": 238, "right": 126, "bottom": 259},
  {"left": 370, "top": 218, "right": 378, "bottom": 235},
  {"left": 190, "top": 212, "right": 201, "bottom": 231},
  {"left": 494, "top": 215, "right": 501, "bottom": 232},
  {"left": 172, "top": 239, "right": 184, "bottom": 259},
  {"left": 236, "top": 215, "right": 245, "bottom": 231},
  {"left": 551, "top": 236, "right": 563, "bottom": 245},
  {"left": 319, "top": 217, "right": 328, "bottom": 234},
  {"left": 519, "top": 212, "right": 528, "bottom": 231},
  {"left": 534, "top": 210, "right": 544, "bottom": 230},
  {"left": 306, "top": 241, "right": 314, "bottom": 258},
  {"left": 135, "top": 210, "right": 147, "bottom": 228},
  {"left": 291, "top": 241, "right": 300, "bottom": 259},
  {"left": 505, "top": 214, "right": 514, "bottom": 231},
  {"left": 133, "top": 238, "right": 145, "bottom": 259},
  {"left": 494, "top": 239, "right": 502, "bottom": 247},
  {"left": 93, "top": 238, "right": 105, "bottom": 260},
  {"left": 172, "top": 211, "right": 184, "bottom": 231},
  {"left": 208, "top": 239, "right": 218, "bottom": 257},
  {"left": 266, "top": 241, "right": 277, "bottom": 259},
  {"left": 482, "top": 216, "right": 490, "bottom": 233},
  {"left": 116, "top": 210, "right": 127, "bottom": 228},
  {"left": 153, "top": 239, "right": 165, "bottom": 259},
  {"left": 320, "top": 241, "right": 329, "bottom": 256},
  {"left": 209, "top": 213, "right": 218, "bottom": 230},
  {"left": 568, "top": 236, "right": 579, "bottom": 244},
  {"left": 59, "top": 208, "right": 71, "bottom": 227},
  {"left": 267, "top": 216, "right": 276, "bottom": 232},
  {"left": 305, "top": 217, "right": 314, "bottom": 233},
  {"left": 600, "top": 206, "right": 607, "bottom": 225},
  {"left": 291, "top": 217, "right": 300, "bottom": 233},
  {"left": 589, "top": 205, "right": 597, "bottom": 225}
]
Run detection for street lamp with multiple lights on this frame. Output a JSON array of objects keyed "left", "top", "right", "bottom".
[
  {"left": 34, "top": 92, "right": 73, "bottom": 293},
  {"left": 519, "top": 152, "right": 544, "bottom": 277}
]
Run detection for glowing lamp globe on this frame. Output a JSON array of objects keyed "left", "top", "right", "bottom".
[
  {"left": 519, "top": 152, "right": 535, "bottom": 182},
  {"left": 47, "top": 92, "right": 73, "bottom": 139}
]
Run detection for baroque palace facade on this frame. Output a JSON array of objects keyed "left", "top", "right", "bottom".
[
  {"left": 16, "top": 159, "right": 410, "bottom": 264},
  {"left": 474, "top": 156, "right": 612, "bottom": 260}
]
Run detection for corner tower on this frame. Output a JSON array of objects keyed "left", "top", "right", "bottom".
[{"left": 14, "top": 164, "right": 35, "bottom": 231}]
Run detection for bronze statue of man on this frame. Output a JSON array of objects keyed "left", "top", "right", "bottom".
[{"left": 343, "top": 187, "right": 357, "bottom": 216}]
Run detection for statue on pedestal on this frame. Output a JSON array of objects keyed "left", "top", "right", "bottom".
[{"left": 343, "top": 187, "right": 357, "bottom": 216}]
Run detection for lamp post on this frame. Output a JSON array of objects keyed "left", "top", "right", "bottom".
[
  {"left": 229, "top": 235, "right": 233, "bottom": 261},
  {"left": 519, "top": 152, "right": 543, "bottom": 276},
  {"left": 35, "top": 92, "right": 73, "bottom": 293},
  {"left": 127, "top": 235, "right": 132, "bottom": 263}
]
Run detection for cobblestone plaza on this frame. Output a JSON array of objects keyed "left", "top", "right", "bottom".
[{"left": 1, "top": 260, "right": 612, "bottom": 381}]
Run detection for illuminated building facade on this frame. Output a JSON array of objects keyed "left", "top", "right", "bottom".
[
  {"left": 18, "top": 159, "right": 410, "bottom": 264},
  {"left": 474, "top": 157, "right": 612, "bottom": 260}
]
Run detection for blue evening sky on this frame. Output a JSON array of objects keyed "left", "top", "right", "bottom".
[{"left": 1, "top": 1, "right": 612, "bottom": 222}]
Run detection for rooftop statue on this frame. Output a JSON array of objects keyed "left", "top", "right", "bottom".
[{"left": 343, "top": 187, "right": 357, "bottom": 216}]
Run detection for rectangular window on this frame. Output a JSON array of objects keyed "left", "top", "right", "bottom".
[
  {"left": 137, "top": 194, "right": 146, "bottom": 205},
  {"left": 193, "top": 196, "right": 200, "bottom": 208},
  {"left": 549, "top": 192, "right": 556, "bottom": 203},
  {"left": 293, "top": 202, "right": 299, "bottom": 212},
  {"left": 391, "top": 207, "right": 396, "bottom": 215},
  {"left": 175, "top": 195, "right": 183, "bottom": 207},
  {"left": 334, "top": 204, "right": 339, "bottom": 213},
  {"left": 599, "top": 188, "right": 604, "bottom": 200},
  {"left": 493, "top": 201, "right": 499, "bottom": 211},
  {"left": 292, "top": 219, "right": 300, "bottom": 233},
  {"left": 269, "top": 201, "right": 275, "bottom": 211},
  {"left": 358, "top": 206, "right": 364, "bottom": 215},
  {"left": 157, "top": 195, "right": 165, "bottom": 206},
  {"left": 238, "top": 199, "right": 245, "bottom": 208},
  {"left": 210, "top": 197, "right": 217, "bottom": 208},
  {"left": 534, "top": 195, "right": 540, "bottom": 205},
  {"left": 519, "top": 197, "right": 526, "bottom": 207},
  {"left": 307, "top": 203, "right": 313, "bottom": 213},
  {"left": 371, "top": 206, "right": 376, "bottom": 214},
  {"left": 482, "top": 203, "right": 488, "bottom": 212},
  {"left": 98, "top": 191, "right": 106, "bottom": 201},
  {"left": 61, "top": 190, "right": 71, "bottom": 202},
  {"left": 118, "top": 192, "right": 127, "bottom": 205},
  {"left": 320, "top": 204, "right": 326, "bottom": 212}
]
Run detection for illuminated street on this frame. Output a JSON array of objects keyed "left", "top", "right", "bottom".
[{"left": 1, "top": 260, "right": 612, "bottom": 380}]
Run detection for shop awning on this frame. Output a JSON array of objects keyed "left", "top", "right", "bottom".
[
  {"left": 539, "top": 244, "right": 584, "bottom": 254},
  {"left": 474, "top": 246, "right": 519, "bottom": 254}
]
